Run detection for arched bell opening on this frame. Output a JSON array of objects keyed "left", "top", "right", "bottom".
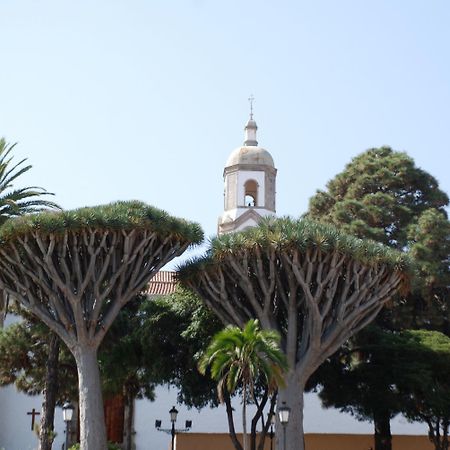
[{"left": 244, "top": 179, "right": 258, "bottom": 207}]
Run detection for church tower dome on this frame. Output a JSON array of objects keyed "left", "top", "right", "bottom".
[{"left": 218, "top": 105, "right": 277, "bottom": 235}]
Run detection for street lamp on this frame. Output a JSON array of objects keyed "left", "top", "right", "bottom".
[
  {"left": 155, "top": 406, "right": 192, "bottom": 450},
  {"left": 62, "top": 402, "right": 74, "bottom": 450},
  {"left": 278, "top": 402, "right": 290, "bottom": 450},
  {"left": 268, "top": 412, "right": 276, "bottom": 450},
  {"left": 169, "top": 406, "right": 178, "bottom": 450}
]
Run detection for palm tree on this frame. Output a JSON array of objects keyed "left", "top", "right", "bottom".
[
  {"left": 0, "top": 138, "right": 61, "bottom": 449},
  {"left": 0, "top": 138, "right": 60, "bottom": 328},
  {"left": 199, "top": 319, "right": 287, "bottom": 450},
  {"left": 0, "top": 138, "right": 59, "bottom": 226}
]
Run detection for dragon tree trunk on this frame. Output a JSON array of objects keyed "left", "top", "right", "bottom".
[{"left": 73, "top": 346, "right": 107, "bottom": 450}]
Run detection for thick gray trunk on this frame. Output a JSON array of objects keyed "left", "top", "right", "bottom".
[
  {"left": 277, "top": 373, "right": 305, "bottom": 450},
  {"left": 73, "top": 346, "right": 107, "bottom": 450}
]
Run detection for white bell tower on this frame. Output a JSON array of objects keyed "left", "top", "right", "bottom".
[{"left": 218, "top": 101, "right": 277, "bottom": 235}]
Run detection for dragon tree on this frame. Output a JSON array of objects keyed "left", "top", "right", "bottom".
[
  {"left": 0, "top": 201, "right": 203, "bottom": 450},
  {"left": 178, "top": 217, "right": 410, "bottom": 450}
]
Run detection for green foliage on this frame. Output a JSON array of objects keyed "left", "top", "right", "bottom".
[
  {"left": 0, "top": 138, "right": 60, "bottom": 226},
  {"left": 307, "top": 146, "right": 450, "bottom": 450},
  {"left": 0, "top": 200, "right": 203, "bottom": 244},
  {"left": 199, "top": 319, "right": 288, "bottom": 402},
  {"left": 179, "top": 216, "right": 412, "bottom": 283},
  {"left": 307, "top": 146, "right": 450, "bottom": 327},
  {"left": 0, "top": 287, "right": 221, "bottom": 434},
  {"left": 199, "top": 319, "right": 287, "bottom": 450},
  {"left": 137, "top": 288, "right": 222, "bottom": 408},
  {"left": 396, "top": 330, "right": 450, "bottom": 427},
  {"left": 316, "top": 327, "right": 450, "bottom": 449},
  {"left": 315, "top": 326, "right": 410, "bottom": 421},
  {"left": 0, "top": 313, "right": 77, "bottom": 400},
  {"left": 308, "top": 146, "right": 448, "bottom": 249},
  {"left": 99, "top": 295, "right": 152, "bottom": 398}
]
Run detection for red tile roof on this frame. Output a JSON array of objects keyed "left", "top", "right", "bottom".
[{"left": 146, "top": 271, "right": 177, "bottom": 296}]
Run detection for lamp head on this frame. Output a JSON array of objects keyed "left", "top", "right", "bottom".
[
  {"left": 62, "top": 402, "right": 74, "bottom": 422},
  {"left": 169, "top": 406, "right": 179, "bottom": 423},
  {"left": 278, "top": 402, "right": 290, "bottom": 425}
]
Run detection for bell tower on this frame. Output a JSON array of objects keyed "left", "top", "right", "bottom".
[{"left": 218, "top": 104, "right": 277, "bottom": 235}]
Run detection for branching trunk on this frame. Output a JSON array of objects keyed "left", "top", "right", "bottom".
[
  {"left": 224, "top": 390, "right": 244, "bottom": 450},
  {"left": 250, "top": 389, "right": 266, "bottom": 450},
  {"left": 39, "top": 333, "right": 60, "bottom": 450},
  {"left": 373, "top": 408, "right": 392, "bottom": 450},
  {"left": 182, "top": 237, "right": 408, "bottom": 450},
  {"left": 256, "top": 393, "right": 277, "bottom": 450},
  {"left": 426, "top": 416, "right": 450, "bottom": 450},
  {"left": 0, "top": 209, "right": 199, "bottom": 450}
]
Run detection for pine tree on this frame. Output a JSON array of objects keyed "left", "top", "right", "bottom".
[{"left": 308, "top": 146, "right": 450, "bottom": 450}]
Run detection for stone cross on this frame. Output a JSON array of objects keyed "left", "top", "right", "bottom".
[{"left": 27, "top": 408, "right": 40, "bottom": 431}]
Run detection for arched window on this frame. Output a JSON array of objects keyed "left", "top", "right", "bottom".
[{"left": 244, "top": 179, "right": 258, "bottom": 207}]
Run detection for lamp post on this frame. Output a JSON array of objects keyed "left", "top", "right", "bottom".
[
  {"left": 62, "top": 402, "right": 74, "bottom": 450},
  {"left": 278, "top": 402, "right": 290, "bottom": 450},
  {"left": 155, "top": 406, "right": 192, "bottom": 450},
  {"left": 268, "top": 412, "right": 275, "bottom": 450},
  {"left": 169, "top": 406, "right": 178, "bottom": 450}
]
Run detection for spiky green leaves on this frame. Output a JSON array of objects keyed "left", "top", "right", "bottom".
[
  {"left": 179, "top": 216, "right": 411, "bottom": 284},
  {"left": 0, "top": 200, "right": 203, "bottom": 245},
  {"left": 198, "top": 319, "right": 287, "bottom": 402},
  {"left": 0, "top": 138, "right": 60, "bottom": 225}
]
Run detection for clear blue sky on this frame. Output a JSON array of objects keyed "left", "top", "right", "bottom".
[
  {"left": 1, "top": 1, "right": 448, "bottom": 440},
  {"left": 1, "top": 1, "right": 449, "bottom": 239}
]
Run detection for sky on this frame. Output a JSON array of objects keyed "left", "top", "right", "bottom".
[
  {"left": 1, "top": 1, "right": 449, "bottom": 240},
  {"left": 0, "top": 0, "right": 449, "bottom": 445}
]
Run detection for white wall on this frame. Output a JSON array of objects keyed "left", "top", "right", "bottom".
[
  {"left": 0, "top": 383, "right": 428, "bottom": 450},
  {"left": 0, "top": 387, "right": 66, "bottom": 450}
]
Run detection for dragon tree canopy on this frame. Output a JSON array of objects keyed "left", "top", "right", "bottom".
[
  {"left": 0, "top": 200, "right": 204, "bottom": 450},
  {"left": 178, "top": 215, "right": 413, "bottom": 367},
  {"left": 178, "top": 217, "right": 412, "bottom": 450},
  {"left": 0, "top": 200, "right": 203, "bottom": 244},
  {"left": 0, "top": 200, "right": 204, "bottom": 346},
  {"left": 179, "top": 216, "right": 412, "bottom": 282}
]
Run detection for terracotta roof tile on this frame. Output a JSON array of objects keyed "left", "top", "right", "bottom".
[{"left": 146, "top": 270, "right": 177, "bottom": 296}]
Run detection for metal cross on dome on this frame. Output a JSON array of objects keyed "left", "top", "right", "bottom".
[{"left": 248, "top": 94, "right": 255, "bottom": 119}]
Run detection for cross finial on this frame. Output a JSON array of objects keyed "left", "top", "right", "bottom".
[{"left": 248, "top": 94, "right": 255, "bottom": 119}]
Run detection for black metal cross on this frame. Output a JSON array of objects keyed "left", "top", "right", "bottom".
[
  {"left": 248, "top": 94, "right": 255, "bottom": 119},
  {"left": 27, "top": 408, "right": 40, "bottom": 431}
]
